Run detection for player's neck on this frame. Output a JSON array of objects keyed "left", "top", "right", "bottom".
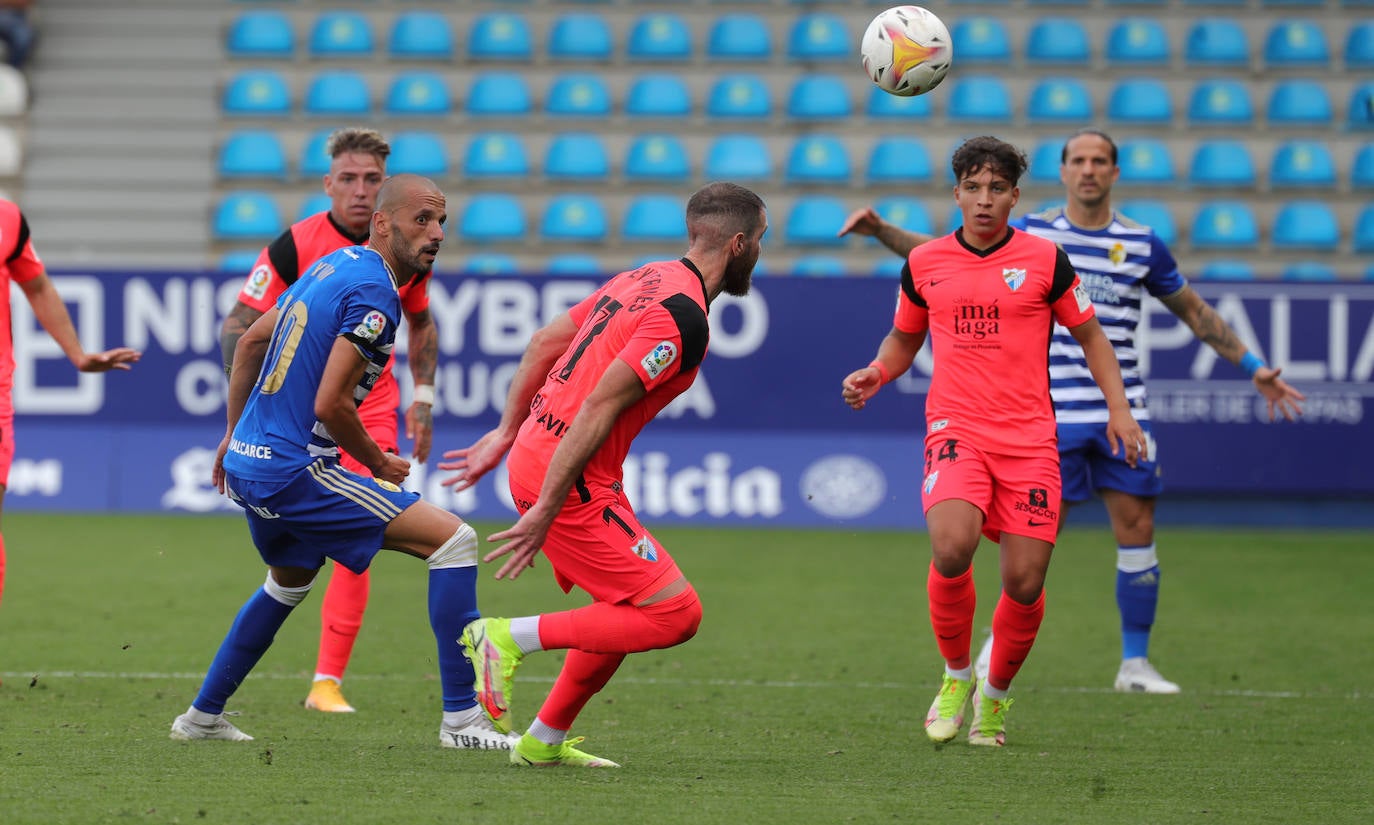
[{"left": 1065, "top": 200, "right": 1113, "bottom": 231}]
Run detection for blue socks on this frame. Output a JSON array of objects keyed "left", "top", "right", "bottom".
[
  {"left": 1116, "top": 544, "right": 1160, "bottom": 661},
  {"left": 428, "top": 565, "right": 479, "bottom": 712},
  {"left": 192, "top": 586, "right": 298, "bottom": 714}
]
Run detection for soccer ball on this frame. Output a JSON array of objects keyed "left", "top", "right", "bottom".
[{"left": 860, "top": 6, "right": 953, "bottom": 98}]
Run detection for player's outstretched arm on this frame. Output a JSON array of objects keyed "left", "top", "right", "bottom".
[
  {"left": 403, "top": 306, "right": 438, "bottom": 462},
  {"left": 837, "top": 207, "right": 931, "bottom": 258},
  {"left": 842, "top": 327, "right": 925, "bottom": 410},
  {"left": 1069, "top": 316, "right": 1144, "bottom": 467},
  {"left": 19, "top": 273, "right": 141, "bottom": 372}
]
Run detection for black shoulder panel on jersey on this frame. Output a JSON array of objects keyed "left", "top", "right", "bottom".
[
  {"left": 1046, "top": 246, "right": 1079, "bottom": 304},
  {"left": 899, "top": 260, "right": 927, "bottom": 308},
  {"left": 266, "top": 229, "right": 301, "bottom": 285},
  {"left": 661, "top": 292, "right": 709, "bottom": 373},
  {"left": 8, "top": 211, "right": 31, "bottom": 263}
]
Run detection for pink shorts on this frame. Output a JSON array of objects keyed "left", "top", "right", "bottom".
[{"left": 920, "top": 432, "right": 1062, "bottom": 544}]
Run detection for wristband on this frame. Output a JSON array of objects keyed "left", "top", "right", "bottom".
[
  {"left": 412, "top": 384, "right": 435, "bottom": 406},
  {"left": 868, "top": 359, "right": 892, "bottom": 385},
  {"left": 1239, "top": 352, "right": 1264, "bottom": 378}
]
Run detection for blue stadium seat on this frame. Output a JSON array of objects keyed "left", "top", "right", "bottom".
[
  {"left": 222, "top": 70, "right": 290, "bottom": 117},
  {"left": 1104, "top": 17, "right": 1170, "bottom": 65},
  {"left": 785, "top": 135, "right": 851, "bottom": 184},
  {"left": 1347, "top": 21, "right": 1374, "bottom": 68},
  {"left": 706, "top": 74, "right": 771, "bottom": 119},
  {"left": 1266, "top": 79, "right": 1332, "bottom": 126},
  {"left": 1280, "top": 262, "right": 1337, "bottom": 282},
  {"left": 226, "top": 11, "right": 294, "bottom": 58},
  {"left": 461, "top": 254, "right": 518, "bottom": 276},
  {"left": 466, "top": 74, "right": 532, "bottom": 117},
  {"left": 624, "top": 74, "right": 691, "bottom": 118},
  {"left": 707, "top": 14, "right": 772, "bottom": 61},
  {"left": 1187, "top": 79, "right": 1253, "bottom": 125},
  {"left": 1188, "top": 139, "right": 1256, "bottom": 187},
  {"left": 1190, "top": 201, "right": 1259, "bottom": 248},
  {"left": 385, "top": 72, "right": 451, "bottom": 117},
  {"left": 218, "top": 130, "right": 287, "bottom": 180},
  {"left": 1353, "top": 204, "right": 1374, "bottom": 252},
  {"left": 461, "top": 194, "right": 525, "bottom": 244},
  {"left": 704, "top": 134, "right": 773, "bottom": 180},
  {"left": 1118, "top": 200, "right": 1178, "bottom": 245},
  {"left": 624, "top": 134, "right": 690, "bottom": 182},
  {"left": 544, "top": 133, "right": 610, "bottom": 181},
  {"left": 1272, "top": 201, "right": 1339, "bottom": 249},
  {"left": 1025, "top": 18, "right": 1091, "bottom": 64},
  {"left": 950, "top": 17, "right": 1012, "bottom": 64},
  {"left": 792, "top": 257, "right": 847, "bottom": 278},
  {"left": 388, "top": 132, "right": 448, "bottom": 177},
  {"left": 787, "top": 75, "right": 852, "bottom": 120},
  {"left": 544, "top": 254, "right": 604, "bottom": 277},
  {"left": 1107, "top": 78, "right": 1173, "bottom": 124},
  {"left": 1026, "top": 77, "right": 1093, "bottom": 123},
  {"left": 874, "top": 196, "right": 934, "bottom": 236},
  {"left": 469, "top": 13, "right": 532, "bottom": 61},
  {"left": 304, "top": 71, "right": 370, "bottom": 117},
  {"left": 1028, "top": 138, "right": 1065, "bottom": 184},
  {"left": 626, "top": 13, "right": 692, "bottom": 62},
  {"left": 622, "top": 194, "right": 686, "bottom": 242},
  {"left": 548, "top": 13, "right": 613, "bottom": 62},
  {"left": 946, "top": 75, "right": 1012, "bottom": 121},
  {"left": 1352, "top": 143, "right": 1374, "bottom": 188},
  {"left": 389, "top": 12, "right": 454, "bottom": 60},
  {"left": 1270, "top": 140, "right": 1336, "bottom": 188},
  {"left": 299, "top": 130, "right": 333, "bottom": 177},
  {"left": 1263, "top": 19, "right": 1330, "bottom": 67},
  {"left": 788, "top": 13, "right": 849, "bottom": 62},
  {"left": 1197, "top": 259, "right": 1257, "bottom": 281},
  {"left": 309, "top": 11, "right": 374, "bottom": 58},
  {"left": 296, "top": 193, "right": 331, "bottom": 222},
  {"left": 214, "top": 192, "right": 282, "bottom": 241},
  {"left": 218, "top": 249, "right": 263, "bottom": 274},
  {"left": 545, "top": 74, "right": 611, "bottom": 118},
  {"left": 542, "top": 195, "right": 609, "bottom": 242},
  {"left": 945, "top": 203, "right": 964, "bottom": 233},
  {"left": 872, "top": 257, "right": 907, "bottom": 279},
  {"left": 866, "top": 85, "right": 933, "bottom": 119},
  {"left": 867, "top": 136, "right": 933, "bottom": 185},
  {"left": 1185, "top": 18, "right": 1250, "bottom": 66},
  {"left": 1117, "top": 138, "right": 1174, "bottom": 185},
  {"left": 1348, "top": 83, "right": 1374, "bottom": 130},
  {"left": 786, "top": 196, "right": 849, "bottom": 246},
  {"left": 464, "top": 133, "right": 530, "bottom": 179}
]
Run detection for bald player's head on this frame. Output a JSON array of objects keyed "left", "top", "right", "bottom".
[{"left": 370, "top": 174, "right": 447, "bottom": 283}]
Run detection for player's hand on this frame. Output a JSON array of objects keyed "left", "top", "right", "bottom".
[
  {"left": 212, "top": 434, "right": 231, "bottom": 494},
  {"left": 76, "top": 347, "right": 141, "bottom": 372},
  {"left": 837, "top": 206, "right": 883, "bottom": 238},
  {"left": 1253, "top": 366, "right": 1305, "bottom": 422},
  {"left": 482, "top": 507, "right": 553, "bottom": 580},
  {"left": 373, "top": 452, "right": 411, "bottom": 486},
  {"left": 405, "top": 401, "right": 433, "bottom": 463},
  {"left": 438, "top": 428, "right": 512, "bottom": 492},
  {"left": 1105, "top": 409, "right": 1146, "bottom": 468},
  {"left": 841, "top": 366, "right": 884, "bottom": 410}
]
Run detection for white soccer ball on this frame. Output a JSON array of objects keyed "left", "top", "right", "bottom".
[{"left": 860, "top": 6, "right": 953, "bottom": 98}]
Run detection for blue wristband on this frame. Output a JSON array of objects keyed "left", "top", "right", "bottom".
[{"left": 1240, "top": 352, "right": 1264, "bottom": 378}]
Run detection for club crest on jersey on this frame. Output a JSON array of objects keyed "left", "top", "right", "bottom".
[
  {"left": 641, "top": 341, "right": 677, "bottom": 379},
  {"left": 1002, "top": 268, "right": 1027, "bottom": 291},
  {"left": 245, "top": 265, "right": 271, "bottom": 300},
  {"left": 923, "top": 470, "right": 940, "bottom": 494},
  {"left": 1073, "top": 283, "right": 1092, "bottom": 313},
  {"left": 631, "top": 535, "right": 658, "bottom": 562},
  {"left": 354, "top": 310, "right": 387, "bottom": 342},
  {"left": 1109, "top": 242, "right": 1126, "bottom": 265}
]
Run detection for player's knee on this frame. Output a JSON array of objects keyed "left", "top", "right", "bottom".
[
  {"left": 428, "top": 523, "right": 477, "bottom": 569},
  {"left": 643, "top": 584, "right": 702, "bottom": 647},
  {"left": 263, "top": 571, "right": 314, "bottom": 606}
]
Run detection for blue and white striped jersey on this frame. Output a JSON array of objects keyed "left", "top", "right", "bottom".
[{"left": 1011, "top": 207, "right": 1187, "bottom": 424}]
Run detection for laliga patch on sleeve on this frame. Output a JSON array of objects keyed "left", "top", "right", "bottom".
[
  {"left": 1073, "top": 284, "right": 1092, "bottom": 313},
  {"left": 641, "top": 341, "right": 678, "bottom": 379},
  {"left": 353, "top": 309, "right": 388, "bottom": 342},
  {"left": 245, "top": 265, "right": 272, "bottom": 301}
]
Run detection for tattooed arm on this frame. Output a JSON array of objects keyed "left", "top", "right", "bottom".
[{"left": 220, "top": 301, "right": 266, "bottom": 377}]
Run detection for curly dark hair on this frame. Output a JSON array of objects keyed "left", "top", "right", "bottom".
[{"left": 950, "top": 136, "right": 1028, "bottom": 187}]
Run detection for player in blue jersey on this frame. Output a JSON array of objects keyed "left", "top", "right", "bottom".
[
  {"left": 839, "top": 129, "right": 1305, "bottom": 694},
  {"left": 171, "top": 175, "right": 515, "bottom": 750}
]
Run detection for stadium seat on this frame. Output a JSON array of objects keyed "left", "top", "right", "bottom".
[
  {"left": 385, "top": 72, "right": 451, "bottom": 117},
  {"left": 1269, "top": 140, "right": 1337, "bottom": 188},
  {"left": 704, "top": 134, "right": 773, "bottom": 180},
  {"left": 1104, "top": 18, "right": 1170, "bottom": 65},
  {"left": 1025, "top": 18, "right": 1091, "bottom": 64},
  {"left": 1271, "top": 200, "right": 1339, "bottom": 249},
  {"left": 1348, "top": 84, "right": 1374, "bottom": 130},
  {"left": 389, "top": 12, "right": 454, "bottom": 60},
  {"left": 866, "top": 85, "right": 933, "bottom": 119},
  {"left": 304, "top": 71, "right": 370, "bottom": 117},
  {"left": 1118, "top": 200, "right": 1178, "bottom": 245},
  {"left": 222, "top": 70, "right": 290, "bottom": 117},
  {"left": 624, "top": 74, "right": 691, "bottom": 119},
  {"left": 545, "top": 74, "right": 611, "bottom": 118},
  {"left": 1026, "top": 78, "right": 1093, "bottom": 123},
  {"left": 548, "top": 14, "right": 613, "bottom": 62},
  {"left": 463, "top": 132, "right": 530, "bottom": 179},
  {"left": 388, "top": 132, "right": 448, "bottom": 177},
  {"left": 622, "top": 194, "right": 686, "bottom": 242},
  {"left": 544, "top": 133, "right": 610, "bottom": 181},
  {"left": 1190, "top": 201, "right": 1259, "bottom": 248},
  {"left": 623, "top": 134, "right": 690, "bottom": 182},
  {"left": 1280, "top": 262, "right": 1337, "bottom": 282},
  {"left": 872, "top": 256, "right": 907, "bottom": 279},
  {"left": 460, "top": 194, "right": 525, "bottom": 243},
  {"left": 299, "top": 130, "right": 334, "bottom": 177},
  {"left": 792, "top": 257, "right": 847, "bottom": 278},
  {"left": 787, "top": 75, "right": 852, "bottom": 120},
  {"left": 626, "top": 13, "right": 692, "bottom": 62},
  {"left": 1266, "top": 79, "right": 1332, "bottom": 126},
  {"left": 1262, "top": 19, "right": 1330, "bottom": 67},
  {"left": 874, "top": 196, "right": 935, "bottom": 237},
  {"left": 1188, "top": 139, "right": 1257, "bottom": 187},
  {"left": 788, "top": 13, "right": 849, "bottom": 62},
  {"left": 1187, "top": 79, "right": 1253, "bottom": 125},
  {"left": 866, "top": 136, "right": 933, "bottom": 185},
  {"left": 1117, "top": 138, "right": 1175, "bottom": 185},
  {"left": 544, "top": 254, "right": 604, "bottom": 277},
  {"left": 786, "top": 196, "right": 849, "bottom": 246},
  {"left": 1028, "top": 138, "right": 1065, "bottom": 184},
  {"left": 1352, "top": 143, "right": 1374, "bottom": 188},
  {"left": 469, "top": 13, "right": 532, "bottom": 61},
  {"left": 218, "top": 130, "right": 288, "bottom": 180},
  {"left": 0, "top": 65, "right": 25, "bottom": 116},
  {"left": 706, "top": 14, "right": 772, "bottom": 61},
  {"left": 784, "top": 135, "right": 851, "bottom": 184},
  {"left": 213, "top": 192, "right": 282, "bottom": 241},
  {"left": 1106, "top": 78, "right": 1173, "bottom": 124},
  {"left": 542, "top": 195, "right": 609, "bottom": 242},
  {"left": 218, "top": 249, "right": 263, "bottom": 274},
  {"left": 1196, "top": 259, "right": 1256, "bottom": 281},
  {"left": 0, "top": 128, "right": 21, "bottom": 178},
  {"left": 1346, "top": 21, "right": 1374, "bottom": 68},
  {"left": 308, "top": 11, "right": 374, "bottom": 58},
  {"left": 1353, "top": 204, "right": 1374, "bottom": 252},
  {"left": 461, "top": 254, "right": 518, "bottom": 276},
  {"left": 946, "top": 75, "right": 1012, "bottom": 121},
  {"left": 226, "top": 11, "right": 294, "bottom": 58},
  {"left": 466, "top": 74, "right": 532, "bottom": 117},
  {"left": 706, "top": 74, "right": 772, "bottom": 119},
  {"left": 950, "top": 17, "right": 1012, "bottom": 64},
  {"left": 1185, "top": 18, "right": 1250, "bottom": 66},
  {"left": 296, "top": 193, "right": 331, "bottom": 222}
]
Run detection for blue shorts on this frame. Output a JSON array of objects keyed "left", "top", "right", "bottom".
[
  {"left": 225, "top": 458, "right": 421, "bottom": 574},
  {"left": 1058, "top": 421, "right": 1164, "bottom": 504}
]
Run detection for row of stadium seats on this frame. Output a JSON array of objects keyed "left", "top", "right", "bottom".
[
  {"left": 218, "top": 129, "right": 1374, "bottom": 192},
  {"left": 220, "top": 69, "right": 1374, "bottom": 129},
  {"left": 227, "top": 9, "right": 1374, "bottom": 70}
]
